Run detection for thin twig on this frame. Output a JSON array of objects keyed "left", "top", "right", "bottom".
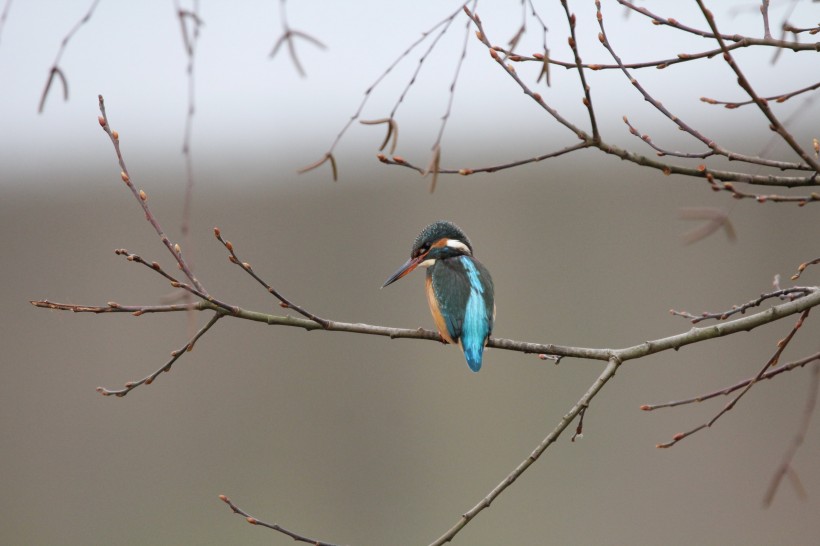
[
  {"left": 174, "top": 0, "right": 203, "bottom": 335},
  {"left": 701, "top": 80, "right": 820, "bottom": 109},
  {"left": 670, "top": 287, "right": 811, "bottom": 323},
  {"left": 213, "top": 227, "right": 330, "bottom": 328},
  {"left": 763, "top": 362, "right": 820, "bottom": 506},
  {"left": 112, "top": 248, "right": 237, "bottom": 313},
  {"left": 378, "top": 141, "right": 591, "bottom": 176},
  {"left": 219, "top": 494, "right": 342, "bottom": 546},
  {"left": 429, "top": 356, "right": 622, "bottom": 545},
  {"left": 641, "top": 351, "right": 820, "bottom": 411},
  {"left": 696, "top": 0, "right": 820, "bottom": 173},
  {"left": 598, "top": 2, "right": 813, "bottom": 174},
  {"left": 269, "top": 0, "right": 326, "bottom": 77},
  {"left": 30, "top": 301, "right": 208, "bottom": 315},
  {"left": 174, "top": 0, "right": 202, "bottom": 244},
  {"left": 617, "top": 0, "right": 815, "bottom": 51},
  {"left": 656, "top": 309, "right": 811, "bottom": 448},
  {"left": 792, "top": 257, "right": 820, "bottom": 281},
  {"left": 301, "top": 3, "right": 468, "bottom": 179},
  {"left": 97, "top": 312, "right": 223, "bottom": 396},
  {"left": 97, "top": 95, "right": 209, "bottom": 297},
  {"left": 38, "top": 0, "right": 100, "bottom": 113},
  {"left": 561, "top": 0, "right": 599, "bottom": 140},
  {"left": 423, "top": 2, "right": 475, "bottom": 192}
]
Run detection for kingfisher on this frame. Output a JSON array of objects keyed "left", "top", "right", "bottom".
[{"left": 382, "top": 220, "right": 495, "bottom": 372}]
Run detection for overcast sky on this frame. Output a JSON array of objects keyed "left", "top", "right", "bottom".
[{"left": 1, "top": 1, "right": 816, "bottom": 189}]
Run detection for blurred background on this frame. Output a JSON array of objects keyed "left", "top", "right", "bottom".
[{"left": 3, "top": 1, "right": 820, "bottom": 544}]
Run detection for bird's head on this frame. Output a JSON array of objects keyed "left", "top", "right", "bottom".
[{"left": 382, "top": 220, "right": 473, "bottom": 288}]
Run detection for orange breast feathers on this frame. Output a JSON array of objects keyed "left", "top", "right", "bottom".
[{"left": 425, "top": 274, "right": 456, "bottom": 344}]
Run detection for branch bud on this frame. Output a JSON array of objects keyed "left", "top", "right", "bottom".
[
  {"left": 112, "top": 131, "right": 119, "bottom": 140},
  {"left": 213, "top": 227, "right": 221, "bottom": 238},
  {"left": 121, "top": 171, "right": 129, "bottom": 183},
  {"left": 98, "top": 116, "right": 106, "bottom": 127},
  {"left": 139, "top": 189, "right": 147, "bottom": 201}
]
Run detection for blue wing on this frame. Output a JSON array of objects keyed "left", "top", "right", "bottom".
[{"left": 429, "top": 256, "right": 494, "bottom": 371}]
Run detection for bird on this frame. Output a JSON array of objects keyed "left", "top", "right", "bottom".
[{"left": 382, "top": 220, "right": 495, "bottom": 372}]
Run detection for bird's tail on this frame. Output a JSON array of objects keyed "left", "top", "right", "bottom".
[{"left": 460, "top": 339, "right": 485, "bottom": 372}]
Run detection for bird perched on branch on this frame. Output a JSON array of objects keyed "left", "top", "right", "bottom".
[{"left": 382, "top": 220, "right": 495, "bottom": 372}]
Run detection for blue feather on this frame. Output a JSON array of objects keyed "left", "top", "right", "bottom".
[{"left": 459, "top": 257, "right": 491, "bottom": 372}]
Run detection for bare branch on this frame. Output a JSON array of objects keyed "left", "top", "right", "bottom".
[
  {"left": 641, "top": 351, "right": 820, "bottom": 411},
  {"left": 792, "top": 256, "right": 820, "bottom": 280},
  {"left": 359, "top": 118, "right": 399, "bottom": 155},
  {"left": 213, "top": 227, "right": 330, "bottom": 328},
  {"left": 96, "top": 313, "right": 223, "bottom": 397},
  {"left": 701, "top": 80, "right": 820, "bottom": 109},
  {"left": 656, "top": 309, "right": 811, "bottom": 448},
  {"left": 561, "top": 0, "right": 599, "bottom": 140},
  {"left": 763, "top": 362, "right": 820, "bottom": 506},
  {"left": 38, "top": 0, "right": 100, "bottom": 113},
  {"left": 269, "top": 0, "right": 326, "bottom": 77},
  {"left": 696, "top": 0, "right": 820, "bottom": 173},
  {"left": 32, "top": 282, "right": 820, "bottom": 384},
  {"left": 97, "top": 95, "right": 209, "bottom": 296},
  {"left": 219, "top": 494, "right": 341, "bottom": 546},
  {"left": 429, "top": 356, "right": 621, "bottom": 545},
  {"left": 670, "top": 287, "right": 811, "bottom": 323}
]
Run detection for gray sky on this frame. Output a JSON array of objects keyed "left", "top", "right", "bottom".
[{"left": 1, "top": 0, "right": 816, "bottom": 189}]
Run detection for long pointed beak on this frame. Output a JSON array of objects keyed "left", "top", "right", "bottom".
[{"left": 381, "top": 255, "right": 424, "bottom": 288}]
